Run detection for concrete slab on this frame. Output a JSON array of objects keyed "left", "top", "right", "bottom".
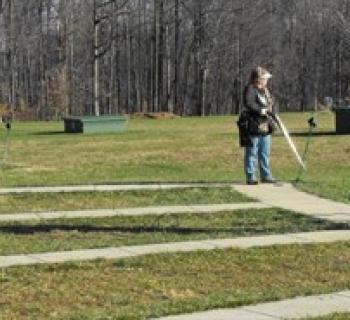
[
  {"left": 2, "top": 182, "right": 350, "bottom": 224},
  {"left": 0, "top": 183, "right": 234, "bottom": 195},
  {"left": 25, "top": 248, "right": 136, "bottom": 266},
  {"left": 0, "top": 255, "right": 41, "bottom": 268},
  {"left": 243, "top": 291, "right": 350, "bottom": 319},
  {"left": 204, "top": 233, "right": 313, "bottom": 249},
  {"left": 0, "top": 203, "right": 270, "bottom": 223},
  {"left": 155, "top": 309, "right": 275, "bottom": 320},
  {"left": 233, "top": 183, "right": 350, "bottom": 222},
  {"left": 155, "top": 291, "right": 350, "bottom": 320},
  {"left": 292, "top": 230, "right": 350, "bottom": 243},
  {"left": 1, "top": 230, "right": 350, "bottom": 269},
  {"left": 123, "top": 241, "right": 217, "bottom": 256}
]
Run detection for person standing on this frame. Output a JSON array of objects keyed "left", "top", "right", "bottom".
[{"left": 242, "top": 66, "right": 277, "bottom": 185}]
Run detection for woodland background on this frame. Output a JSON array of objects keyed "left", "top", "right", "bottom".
[{"left": 0, "top": 0, "right": 350, "bottom": 119}]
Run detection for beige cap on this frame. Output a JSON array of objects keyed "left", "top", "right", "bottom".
[
  {"left": 250, "top": 66, "right": 272, "bottom": 83},
  {"left": 258, "top": 66, "right": 272, "bottom": 79},
  {"left": 260, "top": 71, "right": 272, "bottom": 79}
]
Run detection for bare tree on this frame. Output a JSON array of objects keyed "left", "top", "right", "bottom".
[{"left": 1, "top": 0, "right": 349, "bottom": 118}]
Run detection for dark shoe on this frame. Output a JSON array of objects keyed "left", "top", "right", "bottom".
[
  {"left": 261, "top": 178, "right": 276, "bottom": 184},
  {"left": 247, "top": 180, "right": 259, "bottom": 185}
]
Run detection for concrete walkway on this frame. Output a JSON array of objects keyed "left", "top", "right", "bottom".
[
  {"left": 0, "top": 183, "right": 232, "bottom": 195},
  {"left": 1, "top": 182, "right": 349, "bottom": 223},
  {"left": 1, "top": 230, "right": 349, "bottom": 268},
  {"left": 233, "top": 183, "right": 350, "bottom": 222},
  {"left": 155, "top": 291, "right": 350, "bottom": 320},
  {"left": 0, "top": 203, "right": 270, "bottom": 222}
]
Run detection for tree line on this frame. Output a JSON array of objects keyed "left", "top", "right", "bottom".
[{"left": 0, "top": 0, "right": 349, "bottom": 119}]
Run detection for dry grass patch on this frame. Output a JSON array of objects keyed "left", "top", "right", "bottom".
[{"left": 0, "top": 242, "right": 349, "bottom": 319}]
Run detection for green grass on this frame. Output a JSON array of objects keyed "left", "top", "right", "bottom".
[
  {"left": 300, "top": 315, "right": 350, "bottom": 320},
  {"left": 0, "top": 112, "right": 349, "bottom": 203},
  {"left": 0, "top": 242, "right": 349, "bottom": 319},
  {"left": 0, "top": 187, "right": 251, "bottom": 214},
  {"left": 0, "top": 208, "right": 347, "bottom": 255},
  {"left": 1, "top": 113, "right": 349, "bottom": 319}
]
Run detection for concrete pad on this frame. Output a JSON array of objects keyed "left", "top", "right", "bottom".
[
  {"left": 0, "top": 255, "right": 41, "bottom": 268},
  {"left": 2, "top": 181, "right": 350, "bottom": 223},
  {"left": 204, "top": 233, "right": 313, "bottom": 249},
  {"left": 123, "top": 241, "right": 217, "bottom": 256},
  {"left": 155, "top": 291, "right": 350, "bottom": 320},
  {"left": 188, "top": 203, "right": 270, "bottom": 213},
  {"left": 292, "top": 230, "right": 350, "bottom": 243},
  {"left": 229, "top": 230, "right": 350, "bottom": 248},
  {"left": 118, "top": 206, "right": 197, "bottom": 216},
  {"left": 0, "top": 183, "right": 233, "bottom": 195},
  {"left": 155, "top": 309, "right": 275, "bottom": 320},
  {"left": 25, "top": 248, "right": 135, "bottom": 266},
  {"left": 243, "top": 291, "right": 350, "bottom": 319},
  {"left": 1, "top": 230, "right": 350, "bottom": 268},
  {"left": 0, "top": 203, "right": 270, "bottom": 223},
  {"left": 338, "top": 292, "right": 350, "bottom": 298},
  {"left": 0, "top": 213, "right": 41, "bottom": 222},
  {"left": 233, "top": 183, "right": 350, "bottom": 222}
]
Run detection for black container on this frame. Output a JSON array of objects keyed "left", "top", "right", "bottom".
[{"left": 335, "top": 107, "right": 350, "bottom": 134}]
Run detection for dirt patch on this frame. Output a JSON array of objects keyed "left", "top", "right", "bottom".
[{"left": 131, "top": 112, "right": 180, "bottom": 120}]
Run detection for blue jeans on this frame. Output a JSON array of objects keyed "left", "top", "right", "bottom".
[{"left": 244, "top": 135, "right": 273, "bottom": 181}]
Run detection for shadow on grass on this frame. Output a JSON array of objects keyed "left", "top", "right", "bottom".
[
  {"left": 276, "top": 131, "right": 349, "bottom": 137},
  {"left": 0, "top": 222, "right": 348, "bottom": 235},
  {"left": 30, "top": 131, "right": 74, "bottom": 136}
]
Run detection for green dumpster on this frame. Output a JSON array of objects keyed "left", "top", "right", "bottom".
[
  {"left": 63, "top": 115, "right": 128, "bottom": 134},
  {"left": 335, "top": 107, "right": 350, "bottom": 134}
]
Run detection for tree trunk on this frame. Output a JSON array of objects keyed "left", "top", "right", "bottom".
[
  {"left": 174, "top": 0, "right": 179, "bottom": 114},
  {"left": 93, "top": 0, "right": 100, "bottom": 116}
]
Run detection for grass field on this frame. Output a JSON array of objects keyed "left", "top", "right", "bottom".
[
  {"left": 0, "top": 112, "right": 349, "bottom": 203},
  {"left": 0, "top": 208, "right": 346, "bottom": 255},
  {"left": 1, "top": 112, "right": 349, "bottom": 319},
  {"left": 1, "top": 242, "right": 349, "bottom": 319}
]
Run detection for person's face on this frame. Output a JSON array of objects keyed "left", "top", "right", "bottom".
[{"left": 257, "top": 78, "right": 268, "bottom": 89}]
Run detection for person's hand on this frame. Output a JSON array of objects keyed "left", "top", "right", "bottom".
[
  {"left": 260, "top": 108, "right": 268, "bottom": 116},
  {"left": 267, "top": 110, "right": 275, "bottom": 117}
]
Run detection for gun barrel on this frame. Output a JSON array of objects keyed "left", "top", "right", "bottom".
[{"left": 274, "top": 115, "right": 306, "bottom": 170}]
